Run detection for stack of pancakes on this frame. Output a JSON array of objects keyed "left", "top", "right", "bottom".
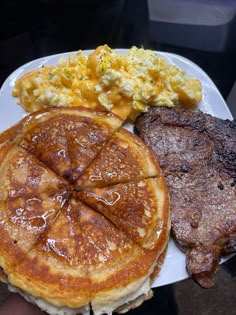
[{"left": 0, "top": 107, "right": 170, "bottom": 315}]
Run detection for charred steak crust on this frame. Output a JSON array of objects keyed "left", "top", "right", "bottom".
[{"left": 135, "top": 106, "right": 236, "bottom": 288}]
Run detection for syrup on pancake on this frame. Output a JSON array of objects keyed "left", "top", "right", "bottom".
[
  {"left": 76, "top": 128, "right": 162, "bottom": 189},
  {"left": 9, "top": 199, "right": 158, "bottom": 312},
  {"left": 0, "top": 107, "right": 170, "bottom": 314},
  {"left": 77, "top": 178, "right": 170, "bottom": 251},
  {"left": 0, "top": 141, "right": 68, "bottom": 274},
  {"left": 6, "top": 107, "right": 123, "bottom": 183}
]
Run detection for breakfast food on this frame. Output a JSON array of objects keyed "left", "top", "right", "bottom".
[
  {"left": 0, "top": 141, "right": 68, "bottom": 270},
  {"left": 77, "top": 178, "right": 169, "bottom": 250},
  {"left": 76, "top": 128, "right": 162, "bottom": 189},
  {"left": 0, "top": 107, "right": 170, "bottom": 314},
  {"left": 12, "top": 45, "right": 202, "bottom": 121},
  {"left": 0, "top": 107, "right": 123, "bottom": 182},
  {"left": 135, "top": 106, "right": 236, "bottom": 288}
]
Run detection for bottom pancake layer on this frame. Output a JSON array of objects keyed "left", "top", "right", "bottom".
[
  {"left": 8, "top": 246, "right": 167, "bottom": 315},
  {"left": 7, "top": 198, "right": 169, "bottom": 312}
]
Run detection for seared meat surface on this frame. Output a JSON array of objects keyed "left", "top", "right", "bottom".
[{"left": 135, "top": 106, "right": 236, "bottom": 288}]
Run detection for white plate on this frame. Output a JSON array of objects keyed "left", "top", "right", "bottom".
[{"left": 0, "top": 50, "right": 233, "bottom": 288}]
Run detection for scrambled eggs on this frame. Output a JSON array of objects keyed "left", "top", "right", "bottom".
[{"left": 13, "top": 45, "right": 202, "bottom": 120}]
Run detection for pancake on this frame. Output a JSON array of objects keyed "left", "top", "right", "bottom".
[
  {"left": 150, "top": 247, "right": 167, "bottom": 283},
  {"left": 0, "top": 107, "right": 170, "bottom": 314},
  {"left": 63, "top": 108, "right": 123, "bottom": 182},
  {"left": 0, "top": 122, "right": 24, "bottom": 145},
  {"left": 9, "top": 199, "right": 160, "bottom": 314},
  {"left": 0, "top": 141, "right": 68, "bottom": 275},
  {"left": 9, "top": 199, "right": 91, "bottom": 309},
  {"left": 77, "top": 177, "right": 170, "bottom": 251},
  {"left": 1, "top": 107, "right": 123, "bottom": 182},
  {"left": 115, "top": 247, "right": 168, "bottom": 314},
  {"left": 77, "top": 200, "right": 161, "bottom": 314},
  {"left": 76, "top": 128, "right": 162, "bottom": 189}
]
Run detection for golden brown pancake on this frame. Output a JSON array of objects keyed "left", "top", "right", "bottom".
[
  {"left": 150, "top": 246, "right": 168, "bottom": 283},
  {"left": 1, "top": 107, "right": 123, "bottom": 182},
  {"left": 114, "top": 247, "right": 168, "bottom": 314},
  {"left": 0, "top": 122, "right": 24, "bottom": 145},
  {"left": 0, "top": 107, "right": 170, "bottom": 314},
  {"left": 0, "top": 141, "right": 68, "bottom": 274},
  {"left": 9, "top": 199, "right": 91, "bottom": 309},
  {"left": 76, "top": 128, "right": 162, "bottom": 189},
  {"left": 77, "top": 199, "right": 161, "bottom": 313},
  {"left": 16, "top": 113, "right": 72, "bottom": 180},
  {"left": 63, "top": 108, "right": 123, "bottom": 182},
  {"left": 9, "top": 199, "right": 160, "bottom": 312},
  {"left": 77, "top": 177, "right": 170, "bottom": 251}
]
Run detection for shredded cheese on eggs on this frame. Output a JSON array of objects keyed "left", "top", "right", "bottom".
[{"left": 13, "top": 45, "right": 202, "bottom": 120}]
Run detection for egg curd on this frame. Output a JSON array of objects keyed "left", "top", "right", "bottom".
[{"left": 12, "top": 45, "right": 202, "bottom": 120}]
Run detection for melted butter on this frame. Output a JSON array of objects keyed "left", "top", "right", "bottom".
[
  {"left": 149, "top": 220, "right": 164, "bottom": 249},
  {"left": 106, "top": 171, "right": 117, "bottom": 179},
  {"left": 89, "top": 171, "right": 102, "bottom": 182},
  {"left": 88, "top": 169, "right": 118, "bottom": 183},
  {"left": 42, "top": 209, "right": 56, "bottom": 221},
  {"left": 156, "top": 230, "right": 162, "bottom": 238},
  {"left": 56, "top": 195, "right": 66, "bottom": 205},
  {"left": 65, "top": 204, "right": 76, "bottom": 238},
  {"left": 44, "top": 238, "right": 70, "bottom": 262},
  {"left": 34, "top": 112, "right": 50, "bottom": 120},
  {"left": 11, "top": 207, "right": 56, "bottom": 232},
  {"left": 88, "top": 191, "right": 121, "bottom": 206},
  {"left": 32, "top": 135, "right": 39, "bottom": 142}
]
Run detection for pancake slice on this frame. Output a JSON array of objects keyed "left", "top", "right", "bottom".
[
  {"left": 71, "top": 199, "right": 160, "bottom": 314},
  {"left": 0, "top": 141, "right": 68, "bottom": 198},
  {"left": 0, "top": 121, "right": 24, "bottom": 145},
  {"left": 76, "top": 128, "right": 162, "bottom": 189},
  {"left": 63, "top": 107, "right": 123, "bottom": 182},
  {"left": 1, "top": 107, "right": 123, "bottom": 182},
  {"left": 77, "top": 177, "right": 170, "bottom": 251},
  {"left": 9, "top": 198, "right": 158, "bottom": 313},
  {"left": 0, "top": 141, "right": 68, "bottom": 274},
  {"left": 15, "top": 113, "right": 73, "bottom": 180},
  {"left": 8, "top": 199, "right": 91, "bottom": 310},
  {"left": 0, "top": 108, "right": 72, "bottom": 179}
]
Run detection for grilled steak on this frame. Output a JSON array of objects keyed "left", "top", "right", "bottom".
[{"left": 135, "top": 106, "right": 236, "bottom": 288}]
